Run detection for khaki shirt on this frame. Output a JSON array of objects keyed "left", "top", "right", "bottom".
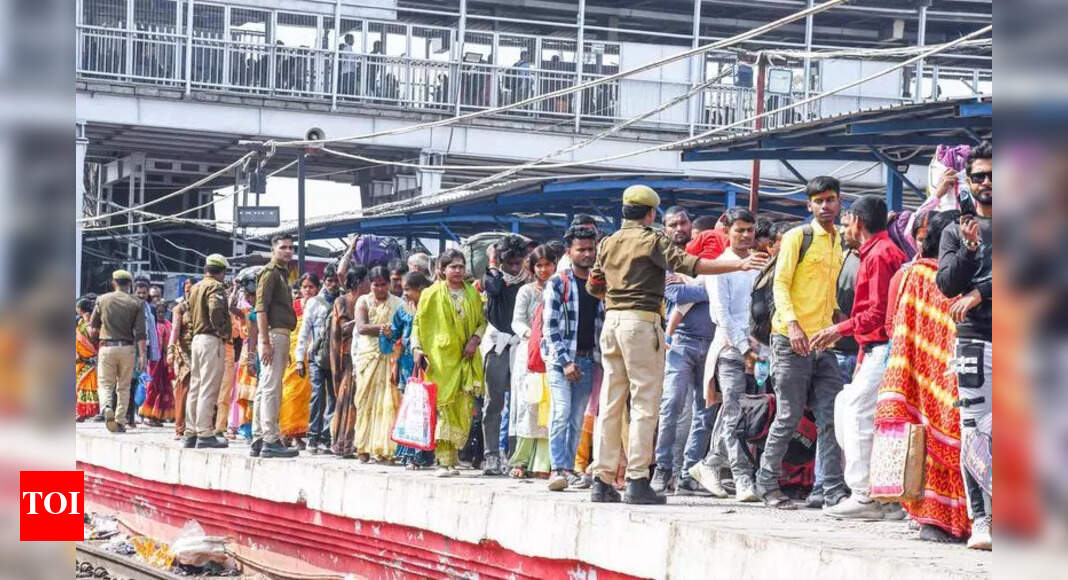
[
  {"left": 591, "top": 220, "right": 700, "bottom": 313},
  {"left": 255, "top": 259, "right": 297, "bottom": 331},
  {"left": 188, "top": 277, "right": 232, "bottom": 340},
  {"left": 90, "top": 291, "right": 146, "bottom": 342}
]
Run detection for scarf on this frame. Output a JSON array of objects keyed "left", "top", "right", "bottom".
[{"left": 502, "top": 268, "right": 530, "bottom": 287}]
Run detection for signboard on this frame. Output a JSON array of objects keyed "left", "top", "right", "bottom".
[{"left": 236, "top": 206, "right": 280, "bottom": 228}]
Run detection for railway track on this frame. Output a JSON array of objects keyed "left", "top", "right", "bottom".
[{"left": 75, "top": 542, "right": 184, "bottom": 580}]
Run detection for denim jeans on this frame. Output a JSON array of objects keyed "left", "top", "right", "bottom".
[
  {"left": 548, "top": 355, "right": 595, "bottom": 470},
  {"left": 706, "top": 355, "right": 753, "bottom": 480},
  {"left": 654, "top": 333, "right": 714, "bottom": 478},
  {"left": 811, "top": 350, "right": 857, "bottom": 492},
  {"left": 482, "top": 346, "right": 511, "bottom": 459},
  {"left": 308, "top": 361, "right": 335, "bottom": 445},
  {"left": 955, "top": 338, "right": 992, "bottom": 519}
]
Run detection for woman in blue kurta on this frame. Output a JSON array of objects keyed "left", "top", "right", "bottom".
[{"left": 382, "top": 271, "right": 435, "bottom": 468}]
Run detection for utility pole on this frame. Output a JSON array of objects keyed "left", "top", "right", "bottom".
[
  {"left": 297, "top": 152, "right": 306, "bottom": 275},
  {"left": 748, "top": 54, "right": 767, "bottom": 214}
]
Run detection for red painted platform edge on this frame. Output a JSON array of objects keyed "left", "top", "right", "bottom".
[{"left": 80, "top": 461, "right": 646, "bottom": 580}]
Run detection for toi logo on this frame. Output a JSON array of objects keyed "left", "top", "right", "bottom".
[{"left": 19, "top": 471, "right": 85, "bottom": 541}]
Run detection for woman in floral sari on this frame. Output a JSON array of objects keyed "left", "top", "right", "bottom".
[
  {"left": 507, "top": 245, "right": 558, "bottom": 478},
  {"left": 140, "top": 302, "right": 174, "bottom": 424},
  {"left": 387, "top": 271, "right": 435, "bottom": 468},
  {"left": 353, "top": 266, "right": 403, "bottom": 462},
  {"left": 413, "top": 250, "right": 486, "bottom": 477},
  {"left": 876, "top": 210, "right": 969, "bottom": 543},
  {"left": 75, "top": 297, "right": 100, "bottom": 421},
  {"left": 331, "top": 266, "right": 369, "bottom": 457},
  {"left": 279, "top": 273, "right": 318, "bottom": 449}
]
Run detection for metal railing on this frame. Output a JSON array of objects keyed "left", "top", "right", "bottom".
[{"left": 76, "top": 23, "right": 987, "bottom": 135}]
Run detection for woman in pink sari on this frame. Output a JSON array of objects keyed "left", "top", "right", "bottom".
[{"left": 140, "top": 302, "right": 175, "bottom": 424}]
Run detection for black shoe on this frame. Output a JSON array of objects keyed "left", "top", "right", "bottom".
[
  {"left": 115, "top": 423, "right": 126, "bottom": 433},
  {"left": 92, "top": 414, "right": 106, "bottom": 423},
  {"left": 196, "top": 436, "right": 229, "bottom": 449},
  {"left": 650, "top": 468, "right": 672, "bottom": 493},
  {"left": 674, "top": 477, "right": 708, "bottom": 497},
  {"left": 249, "top": 438, "right": 263, "bottom": 457},
  {"left": 308, "top": 440, "right": 320, "bottom": 454},
  {"left": 806, "top": 488, "right": 825, "bottom": 509},
  {"left": 624, "top": 477, "right": 668, "bottom": 505},
  {"left": 591, "top": 478, "right": 621, "bottom": 503},
  {"left": 182, "top": 436, "right": 197, "bottom": 449},
  {"left": 261, "top": 440, "right": 299, "bottom": 458}
]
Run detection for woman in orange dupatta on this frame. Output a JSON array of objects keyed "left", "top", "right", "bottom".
[
  {"left": 75, "top": 297, "right": 100, "bottom": 421},
  {"left": 876, "top": 210, "right": 969, "bottom": 543}
]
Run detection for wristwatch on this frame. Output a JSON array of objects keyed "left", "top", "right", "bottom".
[{"left": 963, "top": 239, "right": 980, "bottom": 252}]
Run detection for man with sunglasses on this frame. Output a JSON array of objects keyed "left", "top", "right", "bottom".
[
  {"left": 936, "top": 140, "right": 992, "bottom": 551},
  {"left": 251, "top": 234, "right": 300, "bottom": 459}
]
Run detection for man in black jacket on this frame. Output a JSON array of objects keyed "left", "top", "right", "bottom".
[{"left": 936, "top": 140, "right": 992, "bottom": 551}]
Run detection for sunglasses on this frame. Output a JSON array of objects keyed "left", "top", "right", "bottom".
[{"left": 968, "top": 171, "right": 992, "bottom": 183}]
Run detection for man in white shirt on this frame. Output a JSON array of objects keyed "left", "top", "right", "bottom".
[{"left": 689, "top": 208, "right": 762, "bottom": 501}]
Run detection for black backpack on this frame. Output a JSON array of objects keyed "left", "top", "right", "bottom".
[{"left": 750, "top": 225, "right": 815, "bottom": 346}]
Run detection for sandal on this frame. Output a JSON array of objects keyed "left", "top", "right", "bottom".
[
  {"left": 508, "top": 466, "right": 527, "bottom": 479},
  {"left": 762, "top": 490, "right": 798, "bottom": 510}
]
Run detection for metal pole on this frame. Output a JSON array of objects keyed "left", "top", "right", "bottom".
[
  {"left": 748, "top": 55, "right": 766, "bottom": 214},
  {"left": 76, "top": 124, "right": 87, "bottom": 296},
  {"left": 185, "top": 0, "right": 194, "bottom": 95},
  {"left": 331, "top": 0, "right": 341, "bottom": 110},
  {"left": 688, "top": 0, "right": 701, "bottom": 137},
  {"left": 802, "top": 0, "right": 814, "bottom": 119},
  {"left": 297, "top": 152, "right": 307, "bottom": 274},
  {"left": 915, "top": 3, "right": 928, "bottom": 101},
  {"left": 454, "top": 0, "right": 467, "bottom": 117},
  {"left": 574, "top": 0, "right": 586, "bottom": 132}
]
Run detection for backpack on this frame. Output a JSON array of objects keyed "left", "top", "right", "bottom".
[
  {"left": 353, "top": 235, "right": 403, "bottom": 269},
  {"left": 461, "top": 232, "right": 533, "bottom": 281},
  {"left": 750, "top": 225, "right": 815, "bottom": 346},
  {"left": 528, "top": 274, "right": 571, "bottom": 373},
  {"left": 733, "top": 393, "right": 817, "bottom": 495}
]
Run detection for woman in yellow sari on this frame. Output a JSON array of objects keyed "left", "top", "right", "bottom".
[
  {"left": 352, "top": 266, "right": 403, "bottom": 462},
  {"left": 413, "top": 250, "right": 486, "bottom": 477},
  {"left": 76, "top": 297, "right": 100, "bottom": 421},
  {"left": 279, "top": 273, "right": 318, "bottom": 449}
]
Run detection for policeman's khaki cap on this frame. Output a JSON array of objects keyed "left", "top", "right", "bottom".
[
  {"left": 622, "top": 184, "right": 661, "bottom": 208},
  {"left": 112, "top": 269, "right": 133, "bottom": 281},
  {"left": 205, "top": 253, "right": 229, "bottom": 269}
]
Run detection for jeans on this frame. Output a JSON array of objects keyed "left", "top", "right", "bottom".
[
  {"left": 834, "top": 343, "right": 890, "bottom": 498},
  {"left": 308, "top": 361, "right": 335, "bottom": 445},
  {"left": 757, "top": 335, "right": 846, "bottom": 495},
  {"left": 955, "top": 338, "right": 992, "bottom": 519},
  {"left": 548, "top": 355, "right": 595, "bottom": 470},
  {"left": 808, "top": 350, "right": 857, "bottom": 492},
  {"left": 482, "top": 346, "right": 511, "bottom": 459},
  {"left": 706, "top": 354, "right": 753, "bottom": 480},
  {"left": 654, "top": 334, "right": 714, "bottom": 478}
]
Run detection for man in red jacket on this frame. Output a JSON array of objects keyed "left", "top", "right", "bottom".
[{"left": 810, "top": 195, "right": 907, "bottom": 520}]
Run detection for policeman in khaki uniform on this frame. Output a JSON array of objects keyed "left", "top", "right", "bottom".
[
  {"left": 586, "top": 185, "right": 768, "bottom": 504},
  {"left": 89, "top": 269, "right": 147, "bottom": 433},
  {"left": 184, "top": 254, "right": 233, "bottom": 449}
]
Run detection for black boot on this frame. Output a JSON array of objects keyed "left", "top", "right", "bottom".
[
  {"left": 196, "top": 436, "right": 229, "bottom": 449},
  {"left": 624, "top": 477, "right": 667, "bottom": 505},
  {"left": 261, "top": 440, "right": 299, "bottom": 458},
  {"left": 249, "top": 438, "right": 263, "bottom": 457},
  {"left": 182, "top": 436, "right": 197, "bottom": 449},
  {"left": 591, "top": 478, "right": 621, "bottom": 503}
]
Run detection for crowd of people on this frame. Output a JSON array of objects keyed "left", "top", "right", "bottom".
[{"left": 76, "top": 141, "right": 992, "bottom": 551}]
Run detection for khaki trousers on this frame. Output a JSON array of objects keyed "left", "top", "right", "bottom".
[
  {"left": 592, "top": 310, "right": 665, "bottom": 483},
  {"left": 97, "top": 345, "right": 135, "bottom": 425},
  {"left": 187, "top": 334, "right": 225, "bottom": 438},
  {"left": 215, "top": 342, "right": 236, "bottom": 434},
  {"left": 253, "top": 330, "right": 290, "bottom": 444}
]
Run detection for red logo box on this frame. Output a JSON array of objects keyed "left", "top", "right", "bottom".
[{"left": 19, "top": 471, "right": 84, "bottom": 541}]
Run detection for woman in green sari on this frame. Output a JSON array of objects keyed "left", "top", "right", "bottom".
[{"left": 413, "top": 250, "right": 486, "bottom": 477}]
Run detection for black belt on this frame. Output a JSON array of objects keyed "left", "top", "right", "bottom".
[
  {"left": 100, "top": 339, "right": 133, "bottom": 346},
  {"left": 575, "top": 349, "right": 595, "bottom": 359},
  {"left": 861, "top": 341, "right": 889, "bottom": 354}
]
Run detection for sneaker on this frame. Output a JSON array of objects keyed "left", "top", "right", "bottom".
[
  {"left": 260, "top": 440, "right": 299, "bottom": 458},
  {"left": 650, "top": 468, "right": 672, "bottom": 493},
  {"left": 823, "top": 495, "right": 885, "bottom": 521},
  {"left": 881, "top": 502, "right": 907, "bottom": 521},
  {"left": 805, "top": 488, "right": 825, "bottom": 509},
  {"left": 624, "top": 477, "right": 668, "bottom": 505},
  {"left": 966, "top": 515, "right": 992, "bottom": 551},
  {"left": 674, "top": 478, "right": 708, "bottom": 497},
  {"left": 308, "top": 440, "right": 320, "bottom": 454},
  {"left": 734, "top": 477, "right": 760, "bottom": 503},
  {"left": 92, "top": 413, "right": 106, "bottom": 423},
  {"left": 182, "top": 436, "right": 197, "bottom": 449},
  {"left": 823, "top": 488, "right": 849, "bottom": 508},
  {"left": 591, "top": 478, "right": 621, "bottom": 503},
  {"left": 249, "top": 438, "right": 263, "bottom": 458},
  {"left": 566, "top": 471, "right": 591, "bottom": 490},
  {"left": 104, "top": 410, "right": 118, "bottom": 433},
  {"left": 688, "top": 463, "right": 728, "bottom": 498},
  {"left": 435, "top": 467, "right": 458, "bottom": 478},
  {"left": 547, "top": 470, "right": 569, "bottom": 492},
  {"left": 482, "top": 454, "right": 503, "bottom": 477},
  {"left": 196, "top": 436, "right": 229, "bottom": 449}
]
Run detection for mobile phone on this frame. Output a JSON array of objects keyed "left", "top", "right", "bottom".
[{"left": 957, "top": 182, "right": 977, "bottom": 217}]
